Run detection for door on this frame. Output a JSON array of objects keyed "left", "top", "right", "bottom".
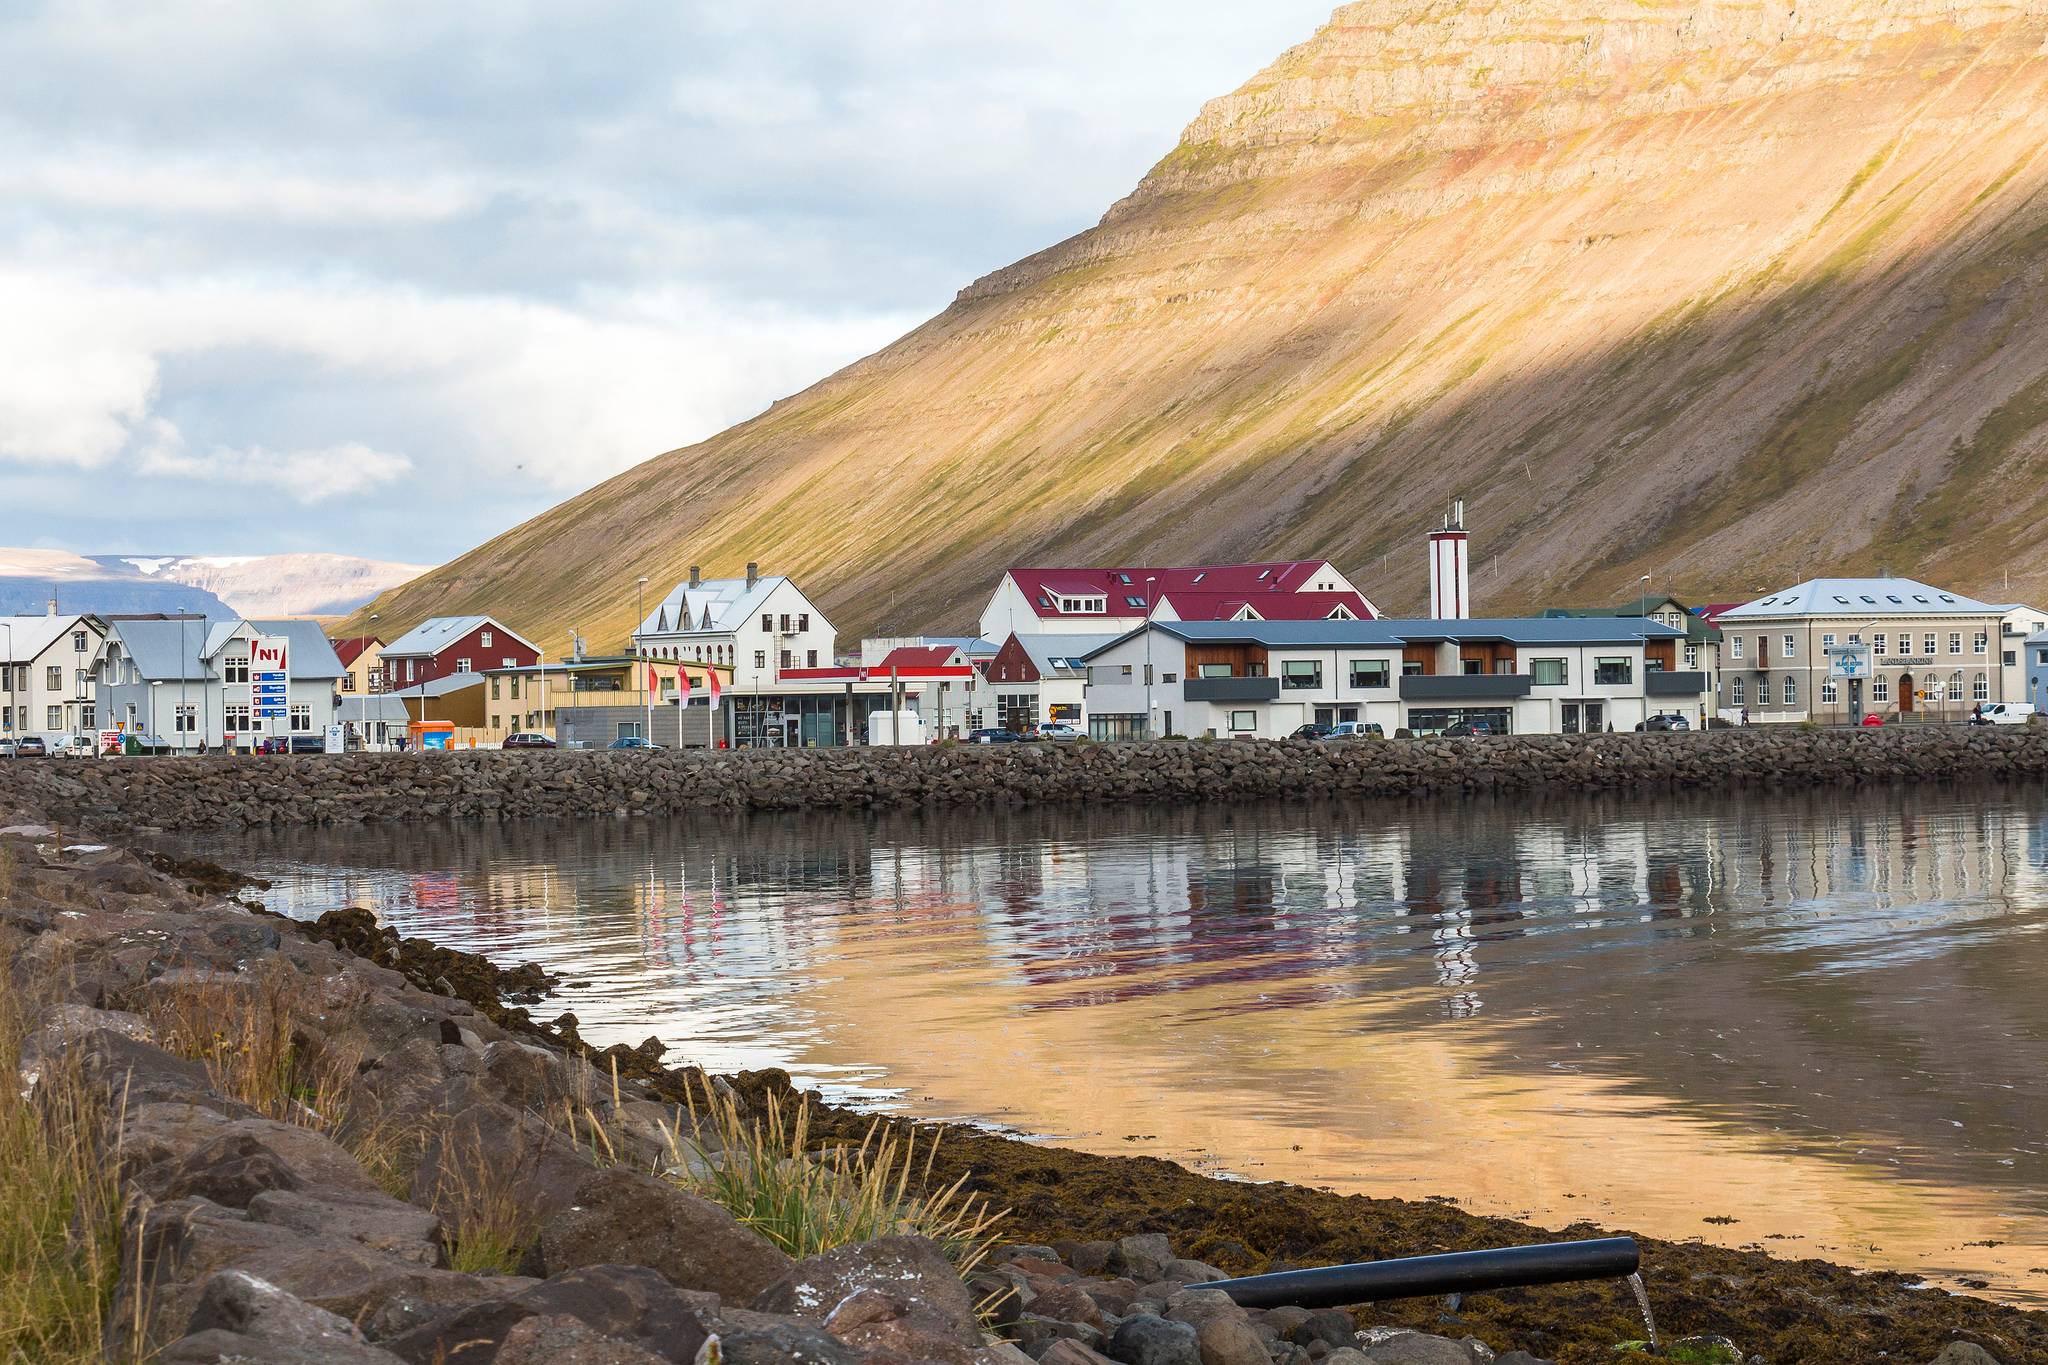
[
  {"left": 1314, "top": 706, "right": 1334, "bottom": 726},
  {"left": 1583, "top": 702, "right": 1605, "bottom": 732},
  {"left": 1562, "top": 703, "right": 1581, "bottom": 735},
  {"left": 1899, "top": 674, "right": 1915, "bottom": 714}
]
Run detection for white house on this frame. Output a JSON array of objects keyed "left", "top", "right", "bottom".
[
  {"left": 1078, "top": 618, "right": 1706, "bottom": 740},
  {"left": 632, "top": 563, "right": 836, "bottom": 691},
  {"left": 0, "top": 608, "right": 107, "bottom": 744},
  {"left": 978, "top": 562, "right": 1377, "bottom": 642},
  {"left": 979, "top": 632, "right": 1119, "bottom": 731},
  {"left": 98, "top": 618, "right": 344, "bottom": 751}
]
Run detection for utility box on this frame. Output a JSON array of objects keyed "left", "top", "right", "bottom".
[{"left": 865, "top": 710, "right": 925, "bottom": 746}]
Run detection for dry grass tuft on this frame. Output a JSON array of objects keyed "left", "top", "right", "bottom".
[
  {"left": 0, "top": 963, "right": 145, "bottom": 1364},
  {"left": 421, "top": 1121, "right": 543, "bottom": 1276},
  {"left": 665, "top": 1077, "right": 1006, "bottom": 1269}
]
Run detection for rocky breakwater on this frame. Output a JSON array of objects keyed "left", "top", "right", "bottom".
[
  {"left": 0, "top": 814, "right": 1752, "bottom": 1365},
  {"left": 8, "top": 727, "right": 2048, "bottom": 830}
]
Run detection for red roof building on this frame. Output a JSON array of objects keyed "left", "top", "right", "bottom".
[{"left": 978, "top": 561, "right": 1376, "bottom": 640}]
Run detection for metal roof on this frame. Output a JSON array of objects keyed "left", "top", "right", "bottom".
[
  {"left": 108, "top": 618, "right": 344, "bottom": 681},
  {"left": 1080, "top": 616, "right": 1685, "bottom": 660},
  {"left": 1016, "top": 632, "right": 1122, "bottom": 674},
  {"left": 381, "top": 615, "right": 538, "bottom": 658},
  {"left": 1003, "top": 562, "right": 1378, "bottom": 621},
  {"left": 636, "top": 576, "right": 795, "bottom": 637},
  {"left": 0, "top": 613, "right": 97, "bottom": 663},
  {"left": 1717, "top": 578, "right": 1996, "bottom": 620}
]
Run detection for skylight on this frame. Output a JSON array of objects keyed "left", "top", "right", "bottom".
[
  {"left": 1913, "top": 595, "right": 1929, "bottom": 603},
  {"left": 1860, "top": 595, "right": 1877, "bottom": 604},
  {"left": 1124, "top": 595, "right": 1146, "bottom": 608},
  {"left": 1939, "top": 594, "right": 1956, "bottom": 603},
  {"left": 1257, "top": 570, "right": 1270, "bottom": 580},
  {"left": 1886, "top": 595, "right": 1902, "bottom": 604},
  {"left": 1832, "top": 595, "right": 1849, "bottom": 604},
  {"left": 1192, "top": 572, "right": 1206, "bottom": 583},
  {"left": 1116, "top": 573, "right": 1132, "bottom": 584}
]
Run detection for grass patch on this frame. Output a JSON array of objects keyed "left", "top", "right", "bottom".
[
  {"left": 137, "top": 963, "right": 360, "bottom": 1134},
  {"left": 665, "top": 1078, "right": 1005, "bottom": 1269},
  {"left": 0, "top": 956, "right": 145, "bottom": 1364}
]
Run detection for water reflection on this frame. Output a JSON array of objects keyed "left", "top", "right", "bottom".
[{"left": 172, "top": 785, "right": 2048, "bottom": 1303}]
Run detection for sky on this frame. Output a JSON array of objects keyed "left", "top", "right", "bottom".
[{"left": 0, "top": 1, "right": 1334, "bottom": 567}]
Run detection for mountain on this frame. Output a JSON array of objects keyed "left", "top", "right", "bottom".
[
  {"left": 0, "top": 550, "right": 427, "bottom": 619},
  {"left": 347, "top": 0, "right": 2048, "bottom": 651}
]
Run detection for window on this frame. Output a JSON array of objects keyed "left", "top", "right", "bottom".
[
  {"left": 1973, "top": 630, "right": 1989, "bottom": 655},
  {"left": 174, "top": 705, "right": 196, "bottom": 733},
  {"left": 1350, "top": 659, "right": 1390, "bottom": 688},
  {"left": 1594, "top": 658, "right": 1632, "bottom": 686},
  {"left": 1872, "top": 678, "right": 1890, "bottom": 702},
  {"left": 1821, "top": 633, "right": 1836, "bottom": 649},
  {"left": 761, "top": 614, "right": 773, "bottom": 633},
  {"left": 1782, "top": 634, "right": 1796, "bottom": 658},
  {"left": 2004, "top": 650, "right": 2018, "bottom": 667},
  {"left": 798, "top": 613, "right": 810, "bottom": 632},
  {"left": 45, "top": 665, "right": 61, "bottom": 689},
  {"left": 223, "top": 655, "right": 250, "bottom": 684},
  {"left": 406, "top": 660, "right": 416, "bottom": 681},
  {"left": 509, "top": 677, "right": 520, "bottom": 700},
  {"left": 1821, "top": 678, "right": 1838, "bottom": 704},
  {"left": 753, "top": 651, "right": 766, "bottom": 669},
  {"left": 1847, "top": 633, "right": 1862, "bottom": 645},
  {"left": 806, "top": 650, "right": 818, "bottom": 668},
  {"left": 225, "top": 704, "right": 250, "bottom": 733},
  {"left": 1401, "top": 660, "right": 1425, "bottom": 676},
  {"left": 1783, "top": 676, "right": 1797, "bottom": 706},
  {"left": 480, "top": 630, "right": 493, "bottom": 648},
  {"left": 490, "top": 678, "right": 502, "bottom": 700},
  {"left": 1684, "top": 645, "right": 1699, "bottom": 669},
  {"left": 1227, "top": 710, "right": 1257, "bottom": 733},
  {"left": 455, "top": 658, "right": 473, "bottom": 673},
  {"left": 1730, "top": 637, "right": 1744, "bottom": 659},
  {"left": 780, "top": 614, "right": 792, "bottom": 632},
  {"left": 1871, "top": 633, "right": 1886, "bottom": 656},
  {"left": 1124, "top": 596, "right": 1146, "bottom": 608},
  {"left": 71, "top": 630, "right": 86, "bottom": 651},
  {"left": 501, "top": 657, "right": 516, "bottom": 669},
  {"left": 1161, "top": 672, "right": 1178, "bottom": 683},
  {"left": 79, "top": 705, "right": 93, "bottom": 729},
  {"left": 1530, "top": 658, "right": 1568, "bottom": 686},
  {"left": 45, "top": 705, "right": 62, "bottom": 728},
  {"left": 1923, "top": 632, "right": 1936, "bottom": 655},
  {"left": 1731, "top": 678, "right": 1745, "bottom": 704},
  {"left": 289, "top": 705, "right": 311, "bottom": 733},
  {"left": 1949, "top": 632, "right": 1963, "bottom": 655},
  {"left": 779, "top": 649, "right": 792, "bottom": 670},
  {"left": 1198, "top": 663, "right": 1235, "bottom": 679},
  {"left": 1281, "top": 660, "right": 1322, "bottom": 689},
  {"left": 1974, "top": 674, "right": 1990, "bottom": 701},
  {"left": 341, "top": 674, "right": 356, "bottom": 693}
]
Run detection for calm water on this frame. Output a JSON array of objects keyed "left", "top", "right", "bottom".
[{"left": 169, "top": 786, "right": 2048, "bottom": 1302}]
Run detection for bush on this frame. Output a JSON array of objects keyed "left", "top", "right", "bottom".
[{"left": 663, "top": 1079, "right": 1004, "bottom": 1269}]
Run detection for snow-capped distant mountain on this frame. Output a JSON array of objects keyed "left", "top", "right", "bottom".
[{"left": 0, "top": 549, "right": 428, "bottom": 619}]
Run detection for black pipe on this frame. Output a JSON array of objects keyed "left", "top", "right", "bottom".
[{"left": 1205, "top": 1237, "right": 1640, "bottom": 1310}]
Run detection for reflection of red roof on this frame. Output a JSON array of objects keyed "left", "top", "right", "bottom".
[
  {"left": 331, "top": 636, "right": 382, "bottom": 666},
  {"left": 1007, "top": 562, "right": 1373, "bottom": 620},
  {"left": 876, "top": 645, "right": 959, "bottom": 671}
]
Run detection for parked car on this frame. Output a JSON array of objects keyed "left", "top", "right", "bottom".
[
  {"left": 502, "top": 732, "right": 558, "bottom": 749},
  {"left": 0, "top": 739, "right": 12, "bottom": 758},
  {"left": 55, "top": 735, "right": 96, "bottom": 759},
  {"left": 1442, "top": 719, "right": 1500, "bottom": 737},
  {"left": 1023, "top": 722, "right": 1085, "bottom": 742},
  {"left": 1635, "top": 714, "right": 1691, "bottom": 732},
  {"left": 1321, "top": 721, "right": 1385, "bottom": 739},
  {"left": 608, "top": 736, "right": 663, "bottom": 751},
  {"left": 1972, "top": 702, "right": 2035, "bottom": 726},
  {"left": 258, "top": 736, "right": 327, "bottom": 755},
  {"left": 967, "top": 728, "right": 1022, "bottom": 744},
  {"left": 1291, "top": 723, "right": 1335, "bottom": 740},
  {"left": 14, "top": 736, "right": 47, "bottom": 757}
]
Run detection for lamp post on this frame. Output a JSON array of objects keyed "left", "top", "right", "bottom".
[
  {"left": 181, "top": 614, "right": 191, "bottom": 752},
  {"left": 1, "top": 621, "right": 12, "bottom": 748},
  {"left": 1143, "top": 575, "right": 1158, "bottom": 740},
  {"left": 636, "top": 577, "right": 652, "bottom": 744},
  {"left": 365, "top": 613, "right": 379, "bottom": 749}
]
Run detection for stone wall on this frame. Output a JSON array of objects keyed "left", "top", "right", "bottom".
[{"left": 5, "top": 727, "right": 2047, "bottom": 830}]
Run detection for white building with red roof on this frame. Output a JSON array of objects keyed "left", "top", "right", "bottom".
[{"left": 978, "top": 562, "right": 1375, "bottom": 641}]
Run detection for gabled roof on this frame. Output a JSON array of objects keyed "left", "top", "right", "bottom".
[
  {"left": 1717, "top": 578, "right": 1996, "bottom": 620},
  {"left": 1542, "top": 597, "right": 1721, "bottom": 644},
  {"left": 1003, "top": 562, "right": 1374, "bottom": 620},
  {"left": 381, "top": 615, "right": 538, "bottom": 659},
  {"left": 331, "top": 636, "right": 382, "bottom": 667},
  {"left": 108, "top": 618, "right": 344, "bottom": 681},
  {"left": 1015, "top": 633, "right": 1121, "bottom": 675},
  {"left": 1157, "top": 590, "right": 1372, "bottom": 622},
  {"left": 1081, "top": 616, "right": 1685, "bottom": 660},
  {"left": 0, "top": 613, "right": 98, "bottom": 663},
  {"left": 636, "top": 576, "right": 807, "bottom": 637}
]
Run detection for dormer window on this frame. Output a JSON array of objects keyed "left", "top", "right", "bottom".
[
  {"left": 1058, "top": 596, "right": 1106, "bottom": 614},
  {"left": 1327, "top": 606, "right": 1355, "bottom": 620}
]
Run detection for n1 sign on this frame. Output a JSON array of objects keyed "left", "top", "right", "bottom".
[{"left": 252, "top": 636, "right": 290, "bottom": 676}]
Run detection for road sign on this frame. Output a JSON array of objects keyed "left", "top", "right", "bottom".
[{"left": 1827, "top": 645, "right": 1872, "bottom": 679}]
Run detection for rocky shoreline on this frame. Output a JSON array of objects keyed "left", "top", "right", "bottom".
[
  {"left": 6, "top": 727, "right": 2048, "bottom": 829},
  {"left": 4, "top": 788, "right": 2045, "bottom": 1364}
]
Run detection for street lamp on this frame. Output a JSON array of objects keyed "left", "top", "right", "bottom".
[
  {"left": 1143, "top": 575, "right": 1158, "bottom": 740},
  {"left": 365, "top": 613, "right": 380, "bottom": 749},
  {"left": 636, "top": 577, "right": 652, "bottom": 744},
  {"left": 1, "top": 621, "right": 12, "bottom": 747}
]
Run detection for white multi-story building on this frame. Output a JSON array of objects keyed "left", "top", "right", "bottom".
[
  {"left": 1078, "top": 617, "right": 1706, "bottom": 740},
  {"left": 978, "top": 561, "right": 1376, "bottom": 641},
  {"left": 98, "top": 618, "right": 344, "bottom": 750},
  {"left": 0, "top": 608, "right": 107, "bottom": 744},
  {"left": 632, "top": 563, "right": 836, "bottom": 691}
]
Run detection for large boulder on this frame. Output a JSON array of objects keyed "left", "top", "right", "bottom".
[
  {"left": 754, "top": 1233, "right": 980, "bottom": 1346},
  {"left": 161, "top": 1269, "right": 401, "bottom": 1363},
  {"left": 1163, "top": 1289, "right": 1270, "bottom": 1365},
  {"left": 526, "top": 1166, "right": 792, "bottom": 1301},
  {"left": 1105, "top": 1314, "right": 1203, "bottom": 1365},
  {"left": 383, "top": 1264, "right": 720, "bottom": 1364},
  {"left": 495, "top": 1314, "right": 670, "bottom": 1364}
]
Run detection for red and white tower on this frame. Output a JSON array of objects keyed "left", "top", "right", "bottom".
[{"left": 1428, "top": 500, "right": 1470, "bottom": 620}]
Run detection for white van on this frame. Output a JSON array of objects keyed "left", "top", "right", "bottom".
[{"left": 1973, "top": 702, "right": 2035, "bottom": 726}]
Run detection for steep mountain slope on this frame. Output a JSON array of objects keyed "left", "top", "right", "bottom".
[{"left": 351, "top": 0, "right": 2048, "bottom": 650}]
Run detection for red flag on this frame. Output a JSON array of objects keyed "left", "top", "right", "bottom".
[
  {"left": 648, "top": 662, "right": 658, "bottom": 694},
  {"left": 678, "top": 669, "right": 693, "bottom": 702},
  {"left": 708, "top": 669, "right": 722, "bottom": 709}
]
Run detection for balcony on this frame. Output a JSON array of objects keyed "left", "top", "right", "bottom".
[
  {"left": 1645, "top": 670, "right": 1712, "bottom": 697},
  {"left": 1185, "top": 676, "right": 1281, "bottom": 702},
  {"left": 1399, "top": 674, "right": 1533, "bottom": 701}
]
